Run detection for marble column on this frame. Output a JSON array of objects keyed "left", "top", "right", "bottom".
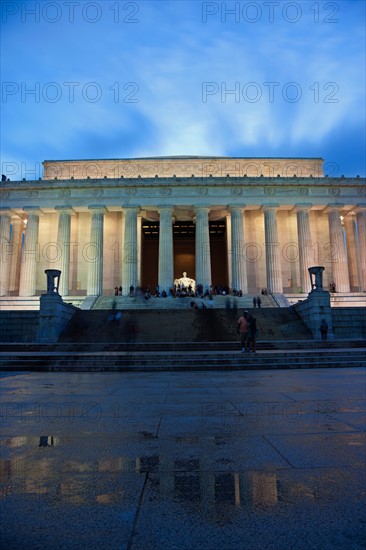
[
  {"left": 8, "top": 216, "right": 23, "bottom": 294},
  {"left": 355, "top": 205, "right": 366, "bottom": 291},
  {"left": 295, "top": 204, "right": 313, "bottom": 293},
  {"left": 87, "top": 206, "right": 106, "bottom": 296},
  {"left": 55, "top": 206, "right": 74, "bottom": 297},
  {"left": 263, "top": 205, "right": 283, "bottom": 293},
  {"left": 327, "top": 204, "right": 350, "bottom": 292},
  {"left": 343, "top": 213, "right": 360, "bottom": 291},
  {"left": 158, "top": 206, "right": 174, "bottom": 293},
  {"left": 0, "top": 209, "right": 12, "bottom": 296},
  {"left": 195, "top": 207, "right": 211, "bottom": 291},
  {"left": 137, "top": 214, "right": 142, "bottom": 288},
  {"left": 122, "top": 207, "right": 139, "bottom": 294},
  {"left": 19, "top": 208, "right": 41, "bottom": 296},
  {"left": 120, "top": 210, "right": 125, "bottom": 291},
  {"left": 229, "top": 205, "right": 247, "bottom": 293},
  {"left": 225, "top": 214, "right": 232, "bottom": 290}
]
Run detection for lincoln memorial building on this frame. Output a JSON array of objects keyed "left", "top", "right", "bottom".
[{"left": 0, "top": 156, "right": 365, "bottom": 300}]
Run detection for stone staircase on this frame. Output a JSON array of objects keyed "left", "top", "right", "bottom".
[
  {"left": 1, "top": 306, "right": 364, "bottom": 371},
  {"left": 58, "top": 308, "right": 313, "bottom": 343},
  {"left": 0, "top": 341, "right": 365, "bottom": 371},
  {"left": 92, "top": 294, "right": 278, "bottom": 310}
]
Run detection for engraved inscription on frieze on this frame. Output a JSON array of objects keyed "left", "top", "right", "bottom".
[{"left": 159, "top": 187, "right": 172, "bottom": 196}]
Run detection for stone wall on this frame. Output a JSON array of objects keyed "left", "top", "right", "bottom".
[
  {"left": 331, "top": 308, "right": 366, "bottom": 339},
  {"left": 0, "top": 298, "right": 78, "bottom": 343},
  {"left": 38, "top": 294, "right": 77, "bottom": 343},
  {"left": 0, "top": 311, "right": 39, "bottom": 342}
]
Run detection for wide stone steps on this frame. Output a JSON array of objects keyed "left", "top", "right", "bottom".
[
  {"left": 59, "top": 308, "right": 313, "bottom": 343},
  {"left": 1, "top": 339, "right": 365, "bottom": 352},
  {"left": 1, "top": 348, "right": 365, "bottom": 371},
  {"left": 92, "top": 294, "right": 278, "bottom": 310}
]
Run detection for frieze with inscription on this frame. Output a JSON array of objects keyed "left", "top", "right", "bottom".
[
  {"left": 58, "top": 189, "right": 71, "bottom": 198},
  {"left": 92, "top": 189, "right": 104, "bottom": 198},
  {"left": 159, "top": 187, "right": 172, "bottom": 196}
]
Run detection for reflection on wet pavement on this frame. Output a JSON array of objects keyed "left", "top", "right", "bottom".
[
  {"left": 1, "top": 448, "right": 362, "bottom": 511},
  {"left": 0, "top": 369, "right": 365, "bottom": 549}
]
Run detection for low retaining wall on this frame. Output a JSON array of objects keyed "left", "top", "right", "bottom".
[
  {"left": 0, "top": 295, "right": 77, "bottom": 343},
  {"left": 0, "top": 311, "right": 40, "bottom": 342},
  {"left": 331, "top": 308, "right": 366, "bottom": 339}
]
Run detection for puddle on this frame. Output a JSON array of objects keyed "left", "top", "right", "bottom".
[{"left": 0, "top": 447, "right": 354, "bottom": 519}]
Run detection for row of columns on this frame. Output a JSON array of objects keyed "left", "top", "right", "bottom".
[{"left": 1, "top": 204, "right": 366, "bottom": 297}]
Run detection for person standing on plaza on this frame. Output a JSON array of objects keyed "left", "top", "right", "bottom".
[
  {"left": 237, "top": 310, "right": 249, "bottom": 353},
  {"left": 320, "top": 319, "right": 329, "bottom": 340},
  {"left": 244, "top": 310, "right": 257, "bottom": 353}
]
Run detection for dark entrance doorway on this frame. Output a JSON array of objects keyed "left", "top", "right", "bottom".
[
  {"left": 140, "top": 219, "right": 228, "bottom": 289},
  {"left": 173, "top": 221, "right": 195, "bottom": 282}
]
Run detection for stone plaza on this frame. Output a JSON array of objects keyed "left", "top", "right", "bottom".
[{"left": 1, "top": 367, "right": 365, "bottom": 549}]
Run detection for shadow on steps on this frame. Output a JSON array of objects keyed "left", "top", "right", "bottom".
[{"left": 59, "top": 308, "right": 313, "bottom": 343}]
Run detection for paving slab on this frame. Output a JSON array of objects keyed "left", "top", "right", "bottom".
[{"left": 1, "top": 368, "right": 365, "bottom": 549}]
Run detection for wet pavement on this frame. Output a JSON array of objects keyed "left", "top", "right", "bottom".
[{"left": 1, "top": 368, "right": 365, "bottom": 549}]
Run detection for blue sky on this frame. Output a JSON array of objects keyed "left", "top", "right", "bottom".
[{"left": 1, "top": 0, "right": 365, "bottom": 180}]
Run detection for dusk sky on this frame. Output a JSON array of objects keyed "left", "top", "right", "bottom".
[{"left": 1, "top": 0, "right": 365, "bottom": 180}]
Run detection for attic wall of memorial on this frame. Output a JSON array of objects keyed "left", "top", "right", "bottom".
[{"left": 42, "top": 157, "right": 325, "bottom": 180}]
